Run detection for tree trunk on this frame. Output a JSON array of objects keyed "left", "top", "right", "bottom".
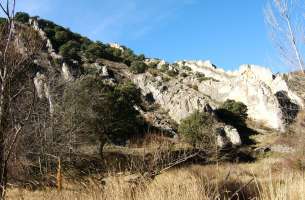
[{"left": 0, "top": 80, "right": 9, "bottom": 199}]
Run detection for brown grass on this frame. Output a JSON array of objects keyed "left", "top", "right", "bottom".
[{"left": 6, "top": 160, "right": 305, "bottom": 200}]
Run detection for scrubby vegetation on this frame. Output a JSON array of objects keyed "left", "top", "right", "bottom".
[
  {"left": 0, "top": 8, "right": 304, "bottom": 200},
  {"left": 130, "top": 61, "right": 148, "bottom": 74},
  {"left": 59, "top": 40, "right": 81, "bottom": 62},
  {"left": 166, "top": 70, "right": 179, "bottom": 77},
  {"left": 33, "top": 14, "right": 145, "bottom": 67},
  {"left": 178, "top": 111, "right": 217, "bottom": 150}
]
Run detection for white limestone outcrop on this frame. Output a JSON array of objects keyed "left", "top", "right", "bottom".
[
  {"left": 133, "top": 60, "right": 303, "bottom": 131},
  {"left": 62, "top": 62, "right": 74, "bottom": 81},
  {"left": 34, "top": 72, "right": 54, "bottom": 114},
  {"left": 132, "top": 73, "right": 216, "bottom": 123}
]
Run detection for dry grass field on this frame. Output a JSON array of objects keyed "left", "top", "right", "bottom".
[{"left": 7, "top": 156, "right": 305, "bottom": 200}]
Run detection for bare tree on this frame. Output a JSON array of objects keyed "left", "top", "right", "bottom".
[
  {"left": 0, "top": 0, "right": 42, "bottom": 198},
  {"left": 265, "top": 0, "right": 305, "bottom": 72}
]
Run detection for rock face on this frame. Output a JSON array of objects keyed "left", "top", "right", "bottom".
[
  {"left": 187, "top": 62, "right": 303, "bottom": 131},
  {"left": 133, "top": 60, "right": 303, "bottom": 131},
  {"left": 34, "top": 73, "right": 54, "bottom": 114},
  {"left": 132, "top": 73, "right": 216, "bottom": 123},
  {"left": 62, "top": 63, "right": 74, "bottom": 81}
]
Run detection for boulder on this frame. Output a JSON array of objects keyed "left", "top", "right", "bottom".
[
  {"left": 215, "top": 125, "right": 242, "bottom": 148},
  {"left": 224, "top": 125, "right": 242, "bottom": 146}
]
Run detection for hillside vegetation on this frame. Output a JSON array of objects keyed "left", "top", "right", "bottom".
[{"left": 0, "top": 11, "right": 304, "bottom": 200}]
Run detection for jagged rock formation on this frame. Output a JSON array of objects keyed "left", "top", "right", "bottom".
[
  {"left": 134, "top": 60, "right": 303, "bottom": 131},
  {"left": 181, "top": 61, "right": 303, "bottom": 131}
]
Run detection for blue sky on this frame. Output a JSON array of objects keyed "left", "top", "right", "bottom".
[{"left": 14, "top": 0, "right": 287, "bottom": 72}]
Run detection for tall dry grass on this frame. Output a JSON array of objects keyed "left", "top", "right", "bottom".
[{"left": 6, "top": 162, "right": 305, "bottom": 200}]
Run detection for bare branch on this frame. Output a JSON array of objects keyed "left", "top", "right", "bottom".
[{"left": 265, "top": 0, "right": 305, "bottom": 72}]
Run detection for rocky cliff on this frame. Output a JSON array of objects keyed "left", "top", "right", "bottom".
[
  {"left": 131, "top": 60, "right": 303, "bottom": 131},
  {"left": 26, "top": 16, "right": 304, "bottom": 135}
]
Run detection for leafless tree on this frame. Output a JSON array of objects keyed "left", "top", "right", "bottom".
[
  {"left": 0, "top": 0, "right": 42, "bottom": 198},
  {"left": 265, "top": 0, "right": 305, "bottom": 72}
]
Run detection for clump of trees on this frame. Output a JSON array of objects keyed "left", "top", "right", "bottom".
[
  {"left": 14, "top": 12, "right": 30, "bottom": 23},
  {"left": 62, "top": 75, "right": 143, "bottom": 156},
  {"left": 59, "top": 40, "right": 81, "bottom": 62}
]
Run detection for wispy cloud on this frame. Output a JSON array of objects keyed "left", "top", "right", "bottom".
[{"left": 87, "top": 0, "right": 198, "bottom": 42}]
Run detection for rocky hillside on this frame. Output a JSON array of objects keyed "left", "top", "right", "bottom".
[
  {"left": 133, "top": 60, "right": 303, "bottom": 131},
  {"left": 14, "top": 13, "right": 304, "bottom": 145}
]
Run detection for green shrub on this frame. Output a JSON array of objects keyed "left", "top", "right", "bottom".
[
  {"left": 84, "top": 42, "right": 105, "bottom": 62},
  {"left": 166, "top": 70, "right": 178, "bottom": 77},
  {"left": 178, "top": 111, "right": 217, "bottom": 150},
  {"left": 15, "top": 12, "right": 30, "bottom": 23},
  {"left": 130, "top": 61, "right": 148, "bottom": 74},
  {"left": 148, "top": 68, "right": 159, "bottom": 77},
  {"left": 195, "top": 72, "right": 205, "bottom": 78},
  {"left": 220, "top": 99, "right": 248, "bottom": 122},
  {"left": 182, "top": 65, "right": 192, "bottom": 71},
  {"left": 215, "top": 99, "right": 248, "bottom": 131},
  {"left": 55, "top": 30, "right": 71, "bottom": 45},
  {"left": 137, "top": 54, "right": 145, "bottom": 61},
  {"left": 59, "top": 40, "right": 81, "bottom": 62}
]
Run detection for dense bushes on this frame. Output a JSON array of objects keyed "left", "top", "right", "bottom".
[
  {"left": 84, "top": 42, "right": 105, "bottom": 62},
  {"left": 59, "top": 40, "right": 81, "bottom": 62},
  {"left": 178, "top": 111, "right": 217, "bottom": 150},
  {"left": 130, "top": 61, "right": 148, "bottom": 74},
  {"left": 62, "top": 75, "right": 143, "bottom": 156},
  {"left": 15, "top": 12, "right": 30, "bottom": 23}
]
